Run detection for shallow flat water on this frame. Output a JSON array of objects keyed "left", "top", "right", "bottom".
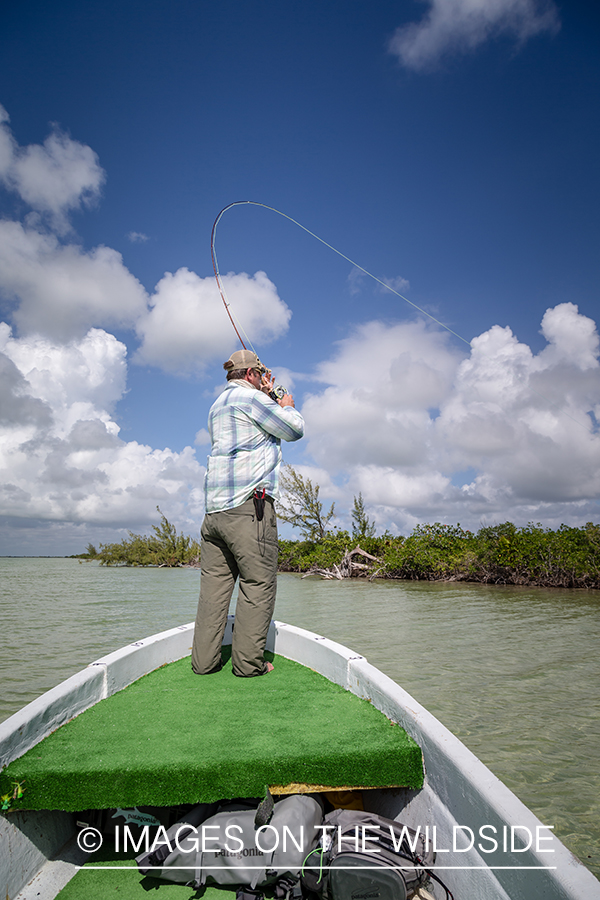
[{"left": 1, "top": 559, "right": 598, "bottom": 880}]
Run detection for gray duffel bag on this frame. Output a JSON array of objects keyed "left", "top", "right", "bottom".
[
  {"left": 137, "top": 794, "right": 324, "bottom": 889},
  {"left": 301, "top": 808, "right": 436, "bottom": 900}
]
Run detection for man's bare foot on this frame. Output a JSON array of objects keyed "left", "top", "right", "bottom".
[{"left": 265, "top": 662, "right": 274, "bottom": 673}]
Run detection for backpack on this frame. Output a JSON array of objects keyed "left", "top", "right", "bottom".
[
  {"left": 137, "top": 793, "right": 324, "bottom": 891},
  {"left": 301, "top": 809, "right": 435, "bottom": 900}
]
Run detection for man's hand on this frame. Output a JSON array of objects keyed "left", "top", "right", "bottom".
[
  {"left": 279, "top": 393, "right": 295, "bottom": 408},
  {"left": 260, "top": 372, "right": 276, "bottom": 395}
]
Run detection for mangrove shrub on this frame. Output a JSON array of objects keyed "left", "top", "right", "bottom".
[{"left": 97, "top": 508, "right": 200, "bottom": 567}]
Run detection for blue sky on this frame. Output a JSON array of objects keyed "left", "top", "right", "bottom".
[{"left": 0, "top": 0, "right": 599, "bottom": 554}]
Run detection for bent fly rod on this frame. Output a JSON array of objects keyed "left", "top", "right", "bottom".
[
  {"left": 210, "top": 201, "right": 593, "bottom": 433},
  {"left": 210, "top": 200, "right": 470, "bottom": 353}
]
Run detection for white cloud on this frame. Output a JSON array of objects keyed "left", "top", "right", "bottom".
[
  {"left": 347, "top": 267, "right": 410, "bottom": 298},
  {"left": 285, "top": 463, "right": 344, "bottom": 501},
  {"left": 438, "top": 306, "right": 600, "bottom": 506},
  {"left": 0, "top": 105, "right": 15, "bottom": 178},
  {"left": 388, "top": 0, "right": 560, "bottom": 72},
  {"left": 298, "top": 305, "right": 600, "bottom": 531},
  {"left": 0, "top": 348, "right": 52, "bottom": 430},
  {"left": 0, "top": 327, "right": 205, "bottom": 537},
  {"left": 354, "top": 466, "right": 453, "bottom": 510},
  {"left": 127, "top": 231, "right": 149, "bottom": 243},
  {"left": 380, "top": 275, "right": 410, "bottom": 295},
  {"left": 303, "top": 319, "right": 460, "bottom": 468},
  {"left": 0, "top": 213, "right": 287, "bottom": 368},
  {"left": 0, "top": 220, "right": 149, "bottom": 340},
  {"left": 0, "top": 104, "right": 105, "bottom": 232},
  {"left": 134, "top": 268, "right": 291, "bottom": 374},
  {"left": 0, "top": 104, "right": 291, "bottom": 377},
  {"left": 537, "top": 301, "right": 599, "bottom": 371},
  {"left": 0, "top": 105, "right": 148, "bottom": 343},
  {"left": 347, "top": 267, "right": 366, "bottom": 296},
  {"left": 0, "top": 324, "right": 127, "bottom": 432}
]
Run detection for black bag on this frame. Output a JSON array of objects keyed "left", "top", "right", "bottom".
[{"left": 301, "top": 809, "right": 434, "bottom": 900}]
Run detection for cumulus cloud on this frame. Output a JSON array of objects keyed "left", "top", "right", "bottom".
[
  {"left": 0, "top": 103, "right": 290, "bottom": 376},
  {"left": 0, "top": 220, "right": 149, "bottom": 340},
  {"left": 0, "top": 350, "right": 52, "bottom": 429},
  {"left": 0, "top": 104, "right": 105, "bottom": 232},
  {"left": 537, "top": 302, "right": 599, "bottom": 371},
  {"left": 0, "top": 326, "right": 205, "bottom": 537},
  {"left": 300, "top": 304, "right": 600, "bottom": 532},
  {"left": 0, "top": 323, "right": 127, "bottom": 431},
  {"left": 134, "top": 268, "right": 292, "bottom": 374},
  {"left": 304, "top": 320, "right": 461, "bottom": 468},
  {"left": 388, "top": 0, "right": 560, "bottom": 72},
  {"left": 0, "top": 105, "right": 149, "bottom": 341},
  {"left": 437, "top": 312, "right": 600, "bottom": 505}
]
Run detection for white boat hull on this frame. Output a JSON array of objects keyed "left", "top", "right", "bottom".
[{"left": 1, "top": 619, "right": 598, "bottom": 900}]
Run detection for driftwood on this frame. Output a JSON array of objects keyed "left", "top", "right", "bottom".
[{"left": 301, "top": 546, "right": 382, "bottom": 580}]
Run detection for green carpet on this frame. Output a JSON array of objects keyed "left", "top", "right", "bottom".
[
  {"left": 1, "top": 648, "right": 423, "bottom": 811},
  {"left": 56, "top": 845, "right": 239, "bottom": 900}
]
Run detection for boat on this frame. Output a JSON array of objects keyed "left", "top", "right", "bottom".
[{"left": 1, "top": 617, "right": 599, "bottom": 899}]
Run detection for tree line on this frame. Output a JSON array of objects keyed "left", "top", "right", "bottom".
[
  {"left": 76, "top": 508, "right": 200, "bottom": 568},
  {"left": 276, "top": 467, "right": 600, "bottom": 588},
  {"left": 76, "top": 468, "right": 600, "bottom": 588},
  {"left": 278, "top": 521, "right": 600, "bottom": 589}
]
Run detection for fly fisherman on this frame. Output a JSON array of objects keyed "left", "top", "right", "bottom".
[{"left": 191, "top": 349, "right": 305, "bottom": 677}]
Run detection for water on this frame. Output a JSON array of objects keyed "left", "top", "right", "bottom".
[{"left": 1, "top": 558, "right": 598, "bottom": 880}]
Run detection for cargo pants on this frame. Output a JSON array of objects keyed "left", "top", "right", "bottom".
[{"left": 191, "top": 495, "right": 278, "bottom": 677}]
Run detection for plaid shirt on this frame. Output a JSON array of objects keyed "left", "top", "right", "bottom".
[{"left": 204, "top": 384, "right": 305, "bottom": 513}]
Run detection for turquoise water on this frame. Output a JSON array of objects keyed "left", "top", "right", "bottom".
[{"left": 0, "top": 558, "right": 598, "bottom": 879}]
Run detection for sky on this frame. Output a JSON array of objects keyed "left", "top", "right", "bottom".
[{"left": 0, "top": 0, "right": 599, "bottom": 555}]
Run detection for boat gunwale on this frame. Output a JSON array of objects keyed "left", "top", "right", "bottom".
[{"left": 2, "top": 618, "right": 599, "bottom": 900}]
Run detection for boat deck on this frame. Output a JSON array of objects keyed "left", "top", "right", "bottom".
[
  {"left": 1, "top": 647, "right": 423, "bottom": 812},
  {"left": 55, "top": 857, "right": 241, "bottom": 900}
]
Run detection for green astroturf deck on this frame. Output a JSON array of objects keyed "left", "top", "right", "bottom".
[
  {"left": 57, "top": 855, "right": 271, "bottom": 900},
  {"left": 56, "top": 846, "right": 244, "bottom": 900},
  {"left": 1, "top": 648, "right": 423, "bottom": 811}
]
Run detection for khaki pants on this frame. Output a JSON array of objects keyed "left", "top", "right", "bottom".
[{"left": 191, "top": 496, "right": 278, "bottom": 677}]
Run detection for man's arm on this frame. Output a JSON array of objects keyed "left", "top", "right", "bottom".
[{"left": 251, "top": 391, "right": 304, "bottom": 442}]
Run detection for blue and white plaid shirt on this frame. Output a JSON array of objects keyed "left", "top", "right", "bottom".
[{"left": 204, "top": 383, "right": 305, "bottom": 513}]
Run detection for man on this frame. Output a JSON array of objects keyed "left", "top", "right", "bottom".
[{"left": 191, "top": 349, "right": 304, "bottom": 677}]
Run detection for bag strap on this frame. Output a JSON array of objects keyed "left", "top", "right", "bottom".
[
  {"left": 237, "top": 888, "right": 265, "bottom": 900},
  {"left": 273, "top": 876, "right": 303, "bottom": 900},
  {"left": 301, "top": 847, "right": 327, "bottom": 886}
]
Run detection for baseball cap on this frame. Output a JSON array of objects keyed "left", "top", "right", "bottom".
[{"left": 223, "top": 349, "right": 266, "bottom": 373}]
